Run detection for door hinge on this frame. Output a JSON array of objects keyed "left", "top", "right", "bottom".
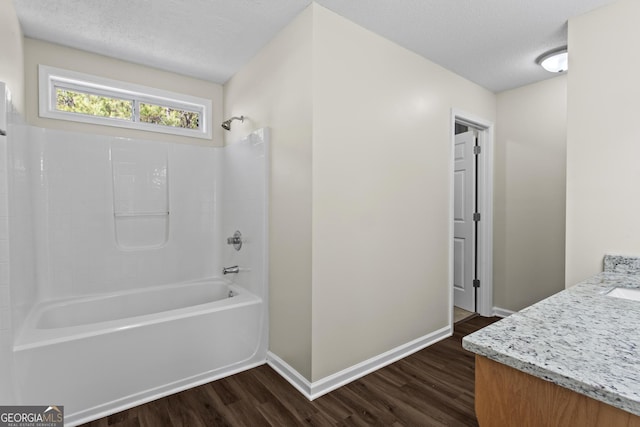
[
  {"left": 473, "top": 279, "right": 480, "bottom": 288},
  {"left": 473, "top": 145, "right": 481, "bottom": 155},
  {"left": 473, "top": 212, "right": 481, "bottom": 222}
]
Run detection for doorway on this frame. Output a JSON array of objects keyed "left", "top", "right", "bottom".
[
  {"left": 450, "top": 110, "right": 494, "bottom": 323},
  {"left": 453, "top": 125, "right": 477, "bottom": 317}
]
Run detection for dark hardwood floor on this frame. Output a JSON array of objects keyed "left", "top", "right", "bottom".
[{"left": 82, "top": 316, "right": 500, "bottom": 427}]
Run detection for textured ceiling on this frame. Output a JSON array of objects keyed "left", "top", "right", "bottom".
[{"left": 13, "top": 0, "right": 617, "bottom": 92}]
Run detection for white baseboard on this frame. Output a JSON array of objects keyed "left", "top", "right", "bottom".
[
  {"left": 267, "top": 325, "right": 451, "bottom": 401},
  {"left": 493, "top": 306, "right": 516, "bottom": 318},
  {"left": 267, "top": 352, "right": 314, "bottom": 398}
]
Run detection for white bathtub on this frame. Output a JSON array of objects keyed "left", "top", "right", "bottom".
[
  {"left": 13, "top": 279, "right": 265, "bottom": 426},
  {"left": 34, "top": 279, "right": 240, "bottom": 331}
]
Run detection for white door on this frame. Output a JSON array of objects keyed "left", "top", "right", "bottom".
[{"left": 453, "top": 130, "right": 476, "bottom": 312}]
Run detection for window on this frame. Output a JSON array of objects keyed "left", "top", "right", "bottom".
[{"left": 39, "top": 65, "right": 212, "bottom": 139}]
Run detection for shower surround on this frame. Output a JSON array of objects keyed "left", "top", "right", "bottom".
[{"left": 1, "top": 118, "right": 269, "bottom": 425}]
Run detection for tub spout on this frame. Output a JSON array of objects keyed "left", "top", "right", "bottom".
[{"left": 223, "top": 266, "right": 239, "bottom": 275}]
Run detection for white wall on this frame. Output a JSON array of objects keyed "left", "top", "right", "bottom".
[
  {"left": 0, "top": 0, "right": 24, "bottom": 114},
  {"left": 566, "top": 0, "right": 640, "bottom": 285},
  {"left": 310, "top": 5, "right": 495, "bottom": 381},
  {"left": 227, "top": 3, "right": 495, "bottom": 383},
  {"left": 494, "top": 76, "right": 567, "bottom": 311},
  {"left": 24, "top": 38, "right": 224, "bottom": 146},
  {"left": 223, "top": 7, "right": 313, "bottom": 379}
]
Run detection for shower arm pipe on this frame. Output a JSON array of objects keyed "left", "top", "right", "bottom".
[{"left": 221, "top": 115, "right": 244, "bottom": 130}]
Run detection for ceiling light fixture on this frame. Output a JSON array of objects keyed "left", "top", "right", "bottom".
[{"left": 536, "top": 47, "right": 568, "bottom": 73}]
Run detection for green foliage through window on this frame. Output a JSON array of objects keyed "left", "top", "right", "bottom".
[
  {"left": 55, "top": 88, "right": 200, "bottom": 130},
  {"left": 56, "top": 89, "right": 132, "bottom": 120},
  {"left": 139, "top": 103, "right": 199, "bottom": 129}
]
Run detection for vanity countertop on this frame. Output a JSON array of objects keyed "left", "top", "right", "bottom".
[{"left": 463, "top": 259, "right": 640, "bottom": 416}]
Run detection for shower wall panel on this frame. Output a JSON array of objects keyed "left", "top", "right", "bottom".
[
  {"left": 0, "top": 82, "right": 14, "bottom": 403},
  {"left": 6, "top": 123, "right": 36, "bottom": 333},
  {"left": 24, "top": 129, "right": 220, "bottom": 299},
  {"left": 222, "top": 128, "right": 269, "bottom": 298}
]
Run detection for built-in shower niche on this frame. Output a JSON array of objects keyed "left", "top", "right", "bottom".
[{"left": 111, "top": 142, "right": 169, "bottom": 249}]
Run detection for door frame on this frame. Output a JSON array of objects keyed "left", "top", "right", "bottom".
[{"left": 449, "top": 108, "right": 494, "bottom": 320}]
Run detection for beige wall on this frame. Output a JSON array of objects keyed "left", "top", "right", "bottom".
[
  {"left": 0, "top": 0, "right": 25, "bottom": 113},
  {"left": 310, "top": 5, "right": 495, "bottom": 381},
  {"left": 24, "top": 38, "right": 224, "bottom": 146},
  {"left": 226, "top": 3, "right": 495, "bottom": 382},
  {"left": 223, "top": 7, "right": 313, "bottom": 379},
  {"left": 494, "top": 76, "right": 567, "bottom": 311},
  {"left": 566, "top": 0, "right": 640, "bottom": 286}
]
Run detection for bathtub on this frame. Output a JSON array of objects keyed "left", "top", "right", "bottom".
[{"left": 13, "top": 279, "right": 265, "bottom": 426}]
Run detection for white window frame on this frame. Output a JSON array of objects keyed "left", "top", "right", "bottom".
[{"left": 39, "top": 65, "right": 212, "bottom": 140}]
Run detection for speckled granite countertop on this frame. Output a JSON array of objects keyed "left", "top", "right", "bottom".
[{"left": 463, "top": 255, "right": 640, "bottom": 416}]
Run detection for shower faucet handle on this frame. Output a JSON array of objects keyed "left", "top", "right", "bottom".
[
  {"left": 226, "top": 236, "right": 241, "bottom": 245},
  {"left": 227, "top": 230, "right": 242, "bottom": 251}
]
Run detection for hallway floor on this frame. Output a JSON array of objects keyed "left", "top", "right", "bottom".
[
  {"left": 454, "top": 306, "right": 475, "bottom": 323},
  {"left": 82, "top": 316, "right": 500, "bottom": 427}
]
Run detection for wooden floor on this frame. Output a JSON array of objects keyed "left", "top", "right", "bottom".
[
  {"left": 453, "top": 306, "right": 475, "bottom": 324},
  {"left": 82, "top": 316, "right": 500, "bottom": 427}
]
